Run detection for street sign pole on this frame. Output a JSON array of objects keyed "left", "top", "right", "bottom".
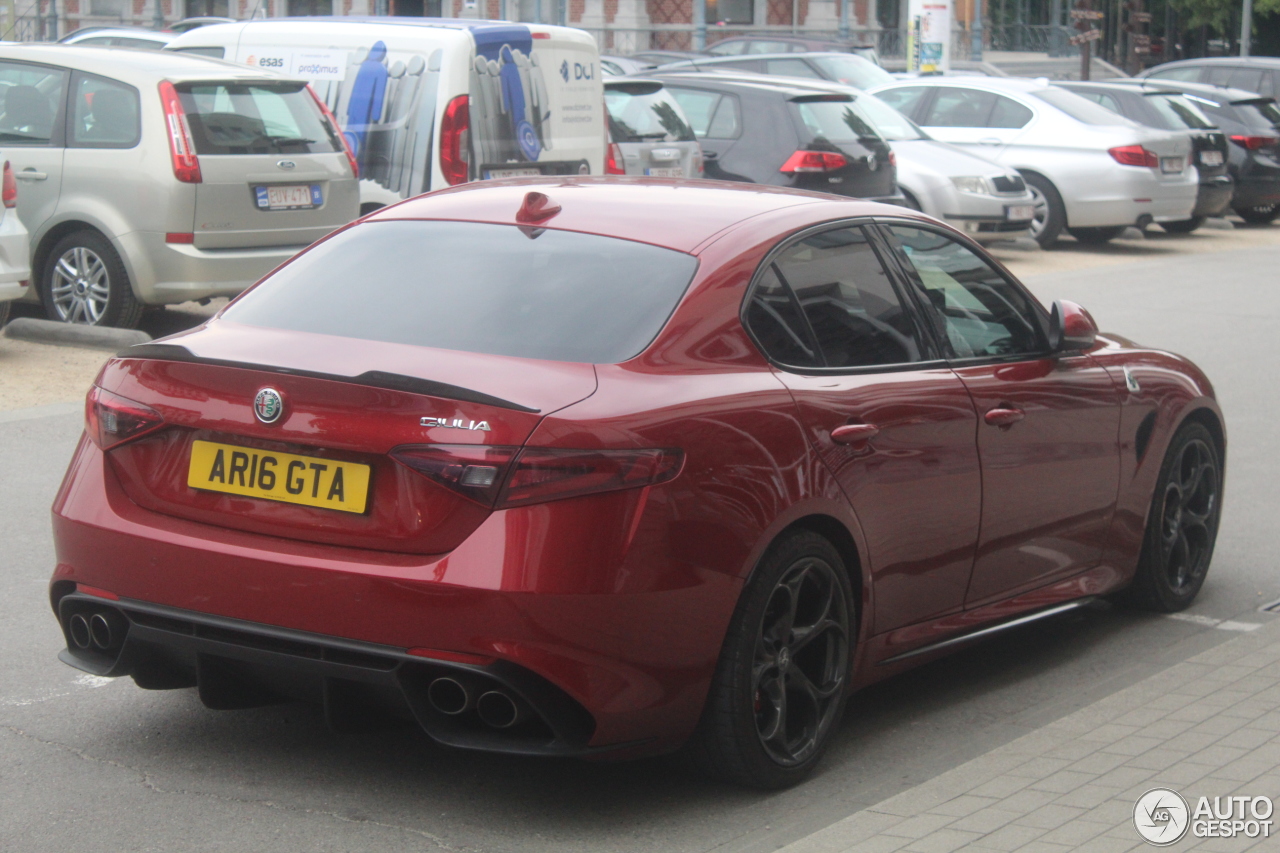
[{"left": 1071, "top": 0, "right": 1103, "bottom": 79}]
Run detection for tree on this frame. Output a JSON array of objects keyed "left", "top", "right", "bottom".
[{"left": 1170, "top": 0, "right": 1280, "bottom": 33}]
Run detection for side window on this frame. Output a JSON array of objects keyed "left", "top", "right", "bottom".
[
  {"left": 70, "top": 73, "right": 140, "bottom": 148},
  {"left": 1076, "top": 91, "right": 1122, "bottom": 113},
  {"left": 0, "top": 61, "right": 68, "bottom": 146},
  {"left": 1205, "top": 66, "right": 1235, "bottom": 86},
  {"left": 765, "top": 59, "right": 822, "bottom": 79},
  {"left": 715, "top": 59, "right": 765, "bottom": 73},
  {"left": 1226, "top": 67, "right": 1265, "bottom": 93},
  {"left": 666, "top": 88, "right": 720, "bottom": 137},
  {"left": 886, "top": 225, "right": 1046, "bottom": 359},
  {"left": 172, "top": 46, "right": 227, "bottom": 59},
  {"left": 989, "top": 95, "right": 1033, "bottom": 128},
  {"left": 747, "top": 41, "right": 791, "bottom": 54},
  {"left": 706, "top": 93, "right": 742, "bottom": 138},
  {"left": 750, "top": 226, "right": 927, "bottom": 369},
  {"left": 874, "top": 86, "right": 929, "bottom": 119},
  {"left": 745, "top": 264, "right": 820, "bottom": 367},
  {"left": 922, "top": 88, "right": 997, "bottom": 127},
  {"left": 706, "top": 40, "right": 746, "bottom": 56}
]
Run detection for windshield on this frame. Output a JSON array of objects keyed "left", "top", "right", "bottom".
[
  {"left": 224, "top": 221, "right": 700, "bottom": 364},
  {"left": 793, "top": 99, "right": 884, "bottom": 144},
  {"left": 176, "top": 81, "right": 343, "bottom": 155},
  {"left": 809, "top": 55, "right": 895, "bottom": 89},
  {"left": 605, "top": 84, "right": 696, "bottom": 142},
  {"left": 851, "top": 91, "right": 927, "bottom": 140},
  {"left": 1147, "top": 94, "right": 1216, "bottom": 130},
  {"left": 1031, "top": 88, "right": 1136, "bottom": 126}
]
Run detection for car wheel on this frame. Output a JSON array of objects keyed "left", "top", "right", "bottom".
[
  {"left": 1021, "top": 172, "right": 1065, "bottom": 248},
  {"left": 43, "top": 230, "right": 142, "bottom": 329},
  {"left": 1125, "top": 422, "right": 1222, "bottom": 612},
  {"left": 1235, "top": 204, "right": 1280, "bottom": 224},
  {"left": 1067, "top": 225, "right": 1127, "bottom": 244},
  {"left": 1161, "top": 217, "right": 1205, "bottom": 234},
  {"left": 688, "top": 530, "right": 855, "bottom": 789}
]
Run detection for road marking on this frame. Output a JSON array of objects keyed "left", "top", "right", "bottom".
[
  {"left": 1166, "top": 613, "right": 1262, "bottom": 632},
  {"left": 0, "top": 673, "right": 115, "bottom": 707}
]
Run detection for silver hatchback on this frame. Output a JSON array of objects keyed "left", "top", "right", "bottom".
[
  {"left": 0, "top": 46, "right": 359, "bottom": 327},
  {"left": 604, "top": 80, "right": 702, "bottom": 179}
]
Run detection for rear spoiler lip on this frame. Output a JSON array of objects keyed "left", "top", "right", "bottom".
[{"left": 115, "top": 343, "right": 542, "bottom": 414}]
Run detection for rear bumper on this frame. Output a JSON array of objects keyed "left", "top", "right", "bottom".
[
  {"left": 0, "top": 211, "right": 30, "bottom": 292},
  {"left": 1231, "top": 173, "right": 1280, "bottom": 211},
  {"left": 1193, "top": 176, "right": 1235, "bottom": 218},
  {"left": 117, "top": 232, "right": 309, "bottom": 306},
  {"left": 1064, "top": 166, "right": 1198, "bottom": 227},
  {"left": 50, "top": 436, "right": 736, "bottom": 758}
]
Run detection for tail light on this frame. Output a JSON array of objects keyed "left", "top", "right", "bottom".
[
  {"left": 158, "top": 81, "right": 201, "bottom": 184},
  {"left": 440, "top": 95, "right": 471, "bottom": 186},
  {"left": 780, "top": 150, "right": 848, "bottom": 173},
  {"left": 605, "top": 142, "right": 626, "bottom": 175},
  {"left": 1108, "top": 145, "right": 1159, "bottom": 168},
  {"left": 392, "top": 445, "right": 684, "bottom": 508},
  {"left": 85, "top": 386, "right": 165, "bottom": 450},
  {"left": 1230, "top": 135, "right": 1279, "bottom": 150},
  {"left": 306, "top": 84, "right": 358, "bottom": 179},
  {"left": 2, "top": 160, "right": 15, "bottom": 209}
]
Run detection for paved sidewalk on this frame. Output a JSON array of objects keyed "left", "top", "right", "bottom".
[{"left": 779, "top": 619, "right": 1280, "bottom": 853}]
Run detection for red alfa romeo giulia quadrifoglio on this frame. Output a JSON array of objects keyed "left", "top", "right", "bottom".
[{"left": 50, "top": 179, "right": 1223, "bottom": 788}]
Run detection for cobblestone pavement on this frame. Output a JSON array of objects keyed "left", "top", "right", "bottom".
[{"left": 778, "top": 619, "right": 1280, "bottom": 853}]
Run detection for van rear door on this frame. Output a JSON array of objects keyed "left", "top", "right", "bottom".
[{"left": 175, "top": 79, "right": 358, "bottom": 249}]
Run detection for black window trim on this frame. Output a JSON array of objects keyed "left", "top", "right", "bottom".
[
  {"left": 872, "top": 218, "right": 1056, "bottom": 366},
  {"left": 0, "top": 57, "right": 71, "bottom": 148},
  {"left": 65, "top": 69, "right": 142, "bottom": 150},
  {"left": 739, "top": 216, "right": 948, "bottom": 375}
]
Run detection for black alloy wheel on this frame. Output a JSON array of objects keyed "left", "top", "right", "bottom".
[
  {"left": 1236, "top": 204, "right": 1280, "bottom": 224},
  {"left": 1126, "top": 422, "right": 1222, "bottom": 612},
  {"left": 688, "top": 530, "right": 855, "bottom": 789},
  {"left": 1161, "top": 217, "right": 1205, "bottom": 234},
  {"left": 1068, "top": 225, "right": 1127, "bottom": 244}
]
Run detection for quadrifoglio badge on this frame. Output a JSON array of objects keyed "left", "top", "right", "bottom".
[{"left": 1134, "top": 787, "right": 1274, "bottom": 845}]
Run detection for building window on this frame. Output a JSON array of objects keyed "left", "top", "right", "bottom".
[
  {"left": 187, "top": 0, "right": 231, "bottom": 15},
  {"left": 709, "top": 0, "right": 753, "bottom": 24},
  {"left": 287, "top": 0, "right": 335, "bottom": 15},
  {"left": 89, "top": 0, "right": 127, "bottom": 16}
]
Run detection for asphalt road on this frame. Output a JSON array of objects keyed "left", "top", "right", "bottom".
[{"left": 2, "top": 234, "right": 1278, "bottom": 853}]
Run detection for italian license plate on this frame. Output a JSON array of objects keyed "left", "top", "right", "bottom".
[
  {"left": 486, "top": 167, "right": 541, "bottom": 179},
  {"left": 1160, "top": 156, "right": 1184, "bottom": 174},
  {"left": 187, "top": 439, "right": 371, "bottom": 514},
  {"left": 645, "top": 167, "right": 684, "bottom": 177},
  {"left": 254, "top": 184, "right": 322, "bottom": 210},
  {"left": 1005, "top": 204, "right": 1036, "bottom": 221},
  {"left": 1200, "top": 150, "right": 1224, "bottom": 167}
]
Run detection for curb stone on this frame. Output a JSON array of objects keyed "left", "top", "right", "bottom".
[{"left": 3, "top": 317, "right": 150, "bottom": 350}]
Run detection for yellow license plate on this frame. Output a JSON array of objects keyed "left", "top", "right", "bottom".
[{"left": 187, "top": 439, "right": 371, "bottom": 514}]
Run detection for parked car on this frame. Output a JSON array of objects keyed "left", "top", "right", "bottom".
[
  {"left": 1138, "top": 56, "right": 1280, "bottom": 99},
  {"left": 852, "top": 91, "right": 1035, "bottom": 240},
  {"left": 0, "top": 45, "right": 359, "bottom": 328},
  {"left": 1055, "top": 80, "right": 1233, "bottom": 233},
  {"left": 881, "top": 59, "right": 1010, "bottom": 77},
  {"left": 51, "top": 178, "right": 1223, "bottom": 790},
  {"left": 704, "top": 35, "right": 879, "bottom": 65},
  {"left": 167, "top": 19, "right": 607, "bottom": 214},
  {"left": 870, "top": 77, "right": 1199, "bottom": 246},
  {"left": 648, "top": 72, "right": 903, "bottom": 204},
  {"left": 603, "top": 79, "right": 702, "bottom": 177},
  {"left": 662, "top": 52, "right": 894, "bottom": 91},
  {"left": 601, "top": 54, "right": 655, "bottom": 76},
  {"left": 1102, "top": 79, "right": 1280, "bottom": 224},
  {"left": 0, "top": 160, "right": 31, "bottom": 327},
  {"left": 170, "top": 16, "right": 237, "bottom": 34},
  {"left": 59, "top": 27, "right": 174, "bottom": 50}
]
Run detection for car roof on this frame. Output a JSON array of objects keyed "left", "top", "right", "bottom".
[
  {"left": 0, "top": 44, "right": 304, "bottom": 83},
  {"left": 64, "top": 28, "right": 171, "bottom": 40},
  {"left": 647, "top": 70, "right": 860, "bottom": 98},
  {"left": 876, "top": 76, "right": 1049, "bottom": 93},
  {"left": 1147, "top": 57, "right": 1280, "bottom": 68},
  {"left": 1101, "top": 77, "right": 1271, "bottom": 104},
  {"left": 1056, "top": 80, "right": 1183, "bottom": 95},
  {"left": 369, "top": 178, "right": 914, "bottom": 254},
  {"left": 181, "top": 17, "right": 588, "bottom": 37},
  {"left": 686, "top": 51, "right": 864, "bottom": 63}
]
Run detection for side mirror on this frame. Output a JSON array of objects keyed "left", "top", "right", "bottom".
[{"left": 1048, "top": 300, "right": 1098, "bottom": 352}]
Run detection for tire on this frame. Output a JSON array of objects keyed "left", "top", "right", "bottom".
[
  {"left": 1161, "top": 217, "right": 1206, "bottom": 234},
  {"left": 1021, "top": 172, "right": 1066, "bottom": 248},
  {"left": 687, "top": 530, "right": 856, "bottom": 789},
  {"left": 1125, "top": 422, "right": 1222, "bottom": 612},
  {"left": 1236, "top": 204, "right": 1280, "bottom": 224},
  {"left": 0, "top": 300, "right": 9, "bottom": 328},
  {"left": 42, "top": 230, "right": 142, "bottom": 329},
  {"left": 1068, "top": 225, "right": 1127, "bottom": 244},
  {"left": 899, "top": 188, "right": 923, "bottom": 212}
]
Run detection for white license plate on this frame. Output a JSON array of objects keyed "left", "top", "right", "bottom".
[
  {"left": 1160, "top": 156, "right": 1184, "bottom": 174},
  {"left": 255, "top": 184, "right": 319, "bottom": 210},
  {"left": 486, "top": 167, "right": 542, "bottom": 179},
  {"left": 1200, "top": 150, "right": 1224, "bottom": 167},
  {"left": 645, "top": 167, "right": 684, "bottom": 177},
  {"left": 1005, "top": 204, "right": 1036, "bottom": 221}
]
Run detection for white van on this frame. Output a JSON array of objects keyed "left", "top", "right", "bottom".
[{"left": 168, "top": 18, "right": 606, "bottom": 213}]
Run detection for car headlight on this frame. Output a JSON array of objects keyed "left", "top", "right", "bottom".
[{"left": 950, "top": 176, "right": 995, "bottom": 195}]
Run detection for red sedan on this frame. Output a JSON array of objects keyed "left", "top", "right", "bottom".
[{"left": 50, "top": 179, "right": 1223, "bottom": 788}]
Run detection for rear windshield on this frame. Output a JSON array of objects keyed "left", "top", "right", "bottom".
[
  {"left": 176, "top": 81, "right": 342, "bottom": 155},
  {"left": 223, "top": 221, "right": 700, "bottom": 364},
  {"left": 1031, "top": 88, "right": 1135, "bottom": 126},
  {"left": 1146, "top": 94, "right": 1216, "bottom": 130},
  {"left": 851, "top": 91, "right": 926, "bottom": 140},
  {"left": 793, "top": 99, "right": 883, "bottom": 143},
  {"left": 605, "top": 84, "right": 696, "bottom": 143},
  {"left": 1184, "top": 94, "right": 1280, "bottom": 130}
]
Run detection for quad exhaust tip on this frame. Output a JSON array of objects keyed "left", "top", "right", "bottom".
[
  {"left": 66, "top": 609, "right": 126, "bottom": 653},
  {"left": 476, "top": 690, "right": 527, "bottom": 729},
  {"left": 68, "top": 613, "right": 92, "bottom": 650},
  {"left": 426, "top": 676, "right": 475, "bottom": 716},
  {"left": 426, "top": 677, "right": 531, "bottom": 730}
]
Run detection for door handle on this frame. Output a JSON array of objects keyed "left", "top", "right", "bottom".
[
  {"left": 831, "top": 423, "right": 880, "bottom": 444},
  {"left": 701, "top": 150, "right": 718, "bottom": 160},
  {"left": 17, "top": 170, "right": 47, "bottom": 181},
  {"left": 984, "top": 407, "right": 1025, "bottom": 427}
]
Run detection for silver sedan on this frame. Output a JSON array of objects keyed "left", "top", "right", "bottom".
[{"left": 869, "top": 77, "right": 1199, "bottom": 246}]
